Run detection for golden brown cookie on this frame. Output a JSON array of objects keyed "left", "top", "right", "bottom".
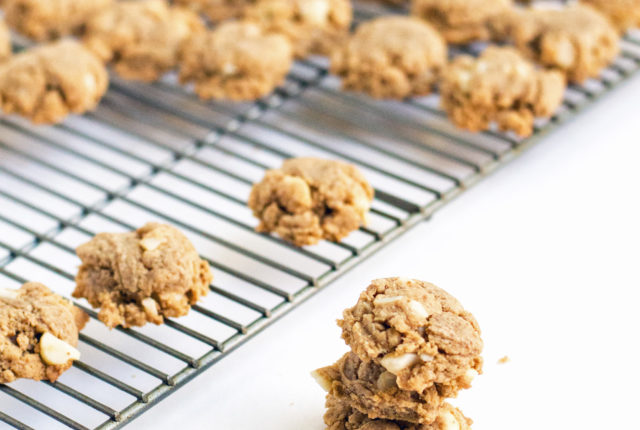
[
  {"left": 179, "top": 21, "right": 293, "bottom": 101},
  {"left": 440, "top": 46, "right": 566, "bottom": 137},
  {"left": 72, "top": 223, "right": 213, "bottom": 329},
  {"left": 173, "top": 0, "right": 256, "bottom": 22},
  {"left": 411, "top": 0, "right": 512, "bottom": 44},
  {"left": 0, "top": 283, "right": 88, "bottom": 384},
  {"left": 580, "top": 0, "right": 640, "bottom": 33},
  {"left": 0, "top": 39, "right": 108, "bottom": 124},
  {"left": 331, "top": 16, "right": 446, "bottom": 99},
  {"left": 324, "top": 394, "right": 472, "bottom": 430},
  {"left": 2, "top": 0, "right": 113, "bottom": 41},
  {"left": 243, "top": 0, "right": 353, "bottom": 58},
  {"left": 248, "top": 158, "right": 374, "bottom": 246},
  {"left": 497, "top": 4, "right": 620, "bottom": 83},
  {"left": 83, "top": 0, "right": 204, "bottom": 82},
  {"left": 313, "top": 353, "right": 446, "bottom": 424},
  {"left": 0, "top": 18, "right": 11, "bottom": 62},
  {"left": 339, "top": 278, "right": 483, "bottom": 394}
]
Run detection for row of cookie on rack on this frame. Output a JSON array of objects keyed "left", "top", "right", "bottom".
[{"left": 0, "top": 0, "right": 636, "bottom": 136}]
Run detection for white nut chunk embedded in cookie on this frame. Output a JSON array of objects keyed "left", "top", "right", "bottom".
[
  {"left": 39, "top": 332, "right": 81, "bottom": 365},
  {"left": 339, "top": 278, "right": 483, "bottom": 393},
  {"left": 310, "top": 369, "right": 333, "bottom": 392},
  {"left": 0, "top": 287, "right": 20, "bottom": 299}
]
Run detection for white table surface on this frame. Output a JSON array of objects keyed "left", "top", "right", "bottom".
[{"left": 132, "top": 76, "right": 640, "bottom": 430}]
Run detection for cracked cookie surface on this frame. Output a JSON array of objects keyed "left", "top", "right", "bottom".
[
  {"left": 580, "top": 0, "right": 640, "bottom": 33},
  {"left": 324, "top": 394, "right": 472, "bottom": 430},
  {"left": 179, "top": 21, "right": 293, "bottom": 101},
  {"left": 440, "top": 46, "right": 566, "bottom": 137},
  {"left": 411, "top": 0, "right": 512, "bottom": 44},
  {"left": 331, "top": 16, "right": 446, "bottom": 99},
  {"left": 73, "top": 222, "right": 212, "bottom": 329},
  {"left": 0, "top": 39, "right": 108, "bottom": 124},
  {"left": 496, "top": 4, "right": 620, "bottom": 83},
  {"left": 248, "top": 157, "right": 374, "bottom": 246},
  {"left": 339, "top": 278, "right": 483, "bottom": 393},
  {"left": 0, "top": 282, "right": 88, "bottom": 384},
  {"left": 173, "top": 0, "right": 256, "bottom": 22},
  {"left": 83, "top": 0, "right": 204, "bottom": 82},
  {"left": 314, "top": 352, "right": 447, "bottom": 424},
  {"left": 243, "top": 0, "right": 352, "bottom": 58},
  {"left": 3, "top": 0, "right": 113, "bottom": 41}
]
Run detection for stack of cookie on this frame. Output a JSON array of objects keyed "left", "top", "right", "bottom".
[{"left": 313, "top": 278, "right": 483, "bottom": 429}]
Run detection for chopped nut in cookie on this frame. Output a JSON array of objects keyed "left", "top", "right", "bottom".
[
  {"left": 83, "top": 0, "right": 205, "bottom": 82},
  {"left": 0, "top": 282, "right": 88, "bottom": 384},
  {"left": 3, "top": 0, "right": 113, "bottom": 41},
  {"left": 331, "top": 16, "right": 446, "bottom": 99},
  {"left": 339, "top": 278, "right": 483, "bottom": 393},
  {"left": 411, "top": 0, "right": 512, "bottom": 44},
  {"left": 0, "top": 39, "right": 108, "bottom": 124},
  {"left": 440, "top": 46, "right": 566, "bottom": 137},
  {"left": 72, "top": 222, "right": 213, "bottom": 329},
  {"left": 248, "top": 157, "right": 374, "bottom": 246},
  {"left": 243, "top": 0, "right": 352, "bottom": 58},
  {"left": 496, "top": 4, "right": 620, "bottom": 83},
  {"left": 179, "top": 21, "right": 293, "bottom": 101}
]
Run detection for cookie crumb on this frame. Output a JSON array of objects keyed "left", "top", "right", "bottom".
[{"left": 498, "top": 355, "right": 510, "bottom": 364}]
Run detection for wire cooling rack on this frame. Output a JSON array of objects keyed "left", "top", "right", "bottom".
[{"left": 1, "top": 2, "right": 639, "bottom": 428}]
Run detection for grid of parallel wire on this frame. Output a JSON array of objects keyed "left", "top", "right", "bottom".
[{"left": 0, "top": 2, "right": 639, "bottom": 428}]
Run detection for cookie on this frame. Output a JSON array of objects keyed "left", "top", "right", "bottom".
[
  {"left": 0, "top": 39, "right": 108, "bottom": 124},
  {"left": 179, "top": 21, "right": 293, "bottom": 101},
  {"left": 339, "top": 278, "right": 483, "bottom": 394},
  {"left": 0, "top": 18, "right": 11, "bottom": 62},
  {"left": 439, "top": 46, "right": 566, "bottom": 137},
  {"left": 243, "top": 0, "right": 353, "bottom": 58},
  {"left": 248, "top": 157, "right": 374, "bottom": 247},
  {"left": 330, "top": 16, "right": 446, "bottom": 99},
  {"left": 411, "top": 0, "right": 512, "bottom": 44},
  {"left": 580, "top": 0, "right": 640, "bottom": 33},
  {"left": 313, "top": 352, "right": 446, "bottom": 424},
  {"left": 72, "top": 222, "right": 213, "bottom": 329},
  {"left": 83, "top": 0, "right": 205, "bottom": 82},
  {"left": 324, "top": 394, "right": 472, "bottom": 430},
  {"left": 0, "top": 283, "right": 88, "bottom": 384},
  {"left": 173, "top": 0, "right": 256, "bottom": 22},
  {"left": 497, "top": 4, "right": 620, "bottom": 83},
  {"left": 2, "top": 0, "right": 112, "bottom": 41}
]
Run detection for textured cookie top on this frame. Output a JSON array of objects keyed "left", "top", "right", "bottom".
[
  {"left": 580, "top": 0, "right": 640, "bottom": 33},
  {"left": 179, "top": 21, "right": 293, "bottom": 101},
  {"left": 331, "top": 16, "right": 447, "bottom": 98},
  {"left": 243, "top": 0, "right": 353, "bottom": 57},
  {"left": 411, "top": 0, "right": 511, "bottom": 43},
  {"left": 0, "top": 283, "right": 88, "bottom": 384},
  {"left": 0, "top": 18, "right": 11, "bottom": 62},
  {"left": 174, "top": 0, "right": 256, "bottom": 22},
  {"left": 0, "top": 39, "right": 108, "bottom": 124},
  {"left": 84, "top": 0, "right": 204, "bottom": 81},
  {"left": 324, "top": 394, "right": 472, "bottom": 430},
  {"left": 314, "top": 353, "right": 445, "bottom": 424},
  {"left": 440, "top": 46, "right": 566, "bottom": 136},
  {"left": 248, "top": 157, "right": 374, "bottom": 246},
  {"left": 3, "top": 0, "right": 113, "bottom": 41},
  {"left": 339, "top": 278, "right": 482, "bottom": 392},
  {"left": 73, "top": 222, "right": 212, "bottom": 329},
  {"left": 503, "top": 4, "right": 620, "bottom": 82}
]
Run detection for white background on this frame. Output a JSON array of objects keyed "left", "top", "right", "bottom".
[{"left": 131, "top": 77, "right": 640, "bottom": 428}]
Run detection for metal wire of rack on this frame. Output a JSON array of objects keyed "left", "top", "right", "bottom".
[{"left": 1, "top": 2, "right": 639, "bottom": 428}]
